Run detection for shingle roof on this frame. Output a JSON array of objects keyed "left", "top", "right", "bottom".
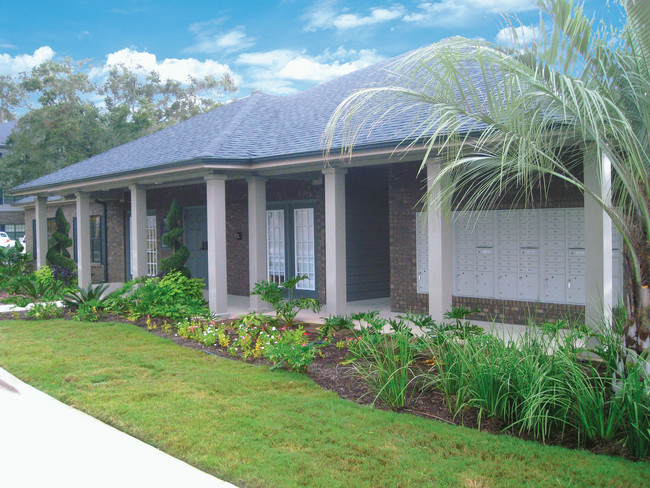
[
  {"left": 0, "top": 120, "right": 17, "bottom": 146},
  {"left": 14, "top": 52, "right": 479, "bottom": 192}
]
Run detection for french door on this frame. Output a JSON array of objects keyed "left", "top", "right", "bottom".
[{"left": 266, "top": 203, "right": 316, "bottom": 296}]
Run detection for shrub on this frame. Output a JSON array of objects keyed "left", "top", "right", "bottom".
[
  {"left": 26, "top": 302, "right": 62, "bottom": 320},
  {"left": 265, "top": 326, "right": 319, "bottom": 373},
  {"left": 251, "top": 276, "right": 321, "bottom": 326},
  {"left": 64, "top": 283, "right": 110, "bottom": 308},
  {"left": 74, "top": 299, "right": 105, "bottom": 322},
  {"left": 159, "top": 199, "right": 190, "bottom": 277},
  {"left": 45, "top": 208, "right": 76, "bottom": 275},
  {"left": 114, "top": 271, "right": 208, "bottom": 320}
]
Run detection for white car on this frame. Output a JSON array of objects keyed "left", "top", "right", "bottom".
[{"left": 0, "top": 231, "right": 11, "bottom": 248}]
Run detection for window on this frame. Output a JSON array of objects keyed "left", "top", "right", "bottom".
[
  {"left": 90, "top": 215, "right": 104, "bottom": 264},
  {"left": 266, "top": 203, "right": 317, "bottom": 296},
  {"left": 3, "top": 223, "right": 25, "bottom": 241},
  {"left": 47, "top": 217, "right": 56, "bottom": 237},
  {"left": 294, "top": 208, "right": 315, "bottom": 290},
  {"left": 146, "top": 215, "right": 158, "bottom": 276},
  {"left": 266, "top": 209, "right": 286, "bottom": 284}
]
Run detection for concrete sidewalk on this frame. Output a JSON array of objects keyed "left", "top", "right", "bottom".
[{"left": 0, "top": 367, "right": 237, "bottom": 488}]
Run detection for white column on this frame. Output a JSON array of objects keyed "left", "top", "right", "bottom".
[
  {"left": 75, "top": 192, "right": 91, "bottom": 288},
  {"left": 323, "top": 168, "right": 347, "bottom": 315},
  {"left": 34, "top": 196, "right": 48, "bottom": 269},
  {"left": 129, "top": 184, "right": 148, "bottom": 278},
  {"left": 206, "top": 174, "right": 228, "bottom": 315},
  {"left": 584, "top": 149, "right": 613, "bottom": 328},
  {"left": 247, "top": 177, "right": 267, "bottom": 311},
  {"left": 427, "top": 161, "right": 453, "bottom": 322}
]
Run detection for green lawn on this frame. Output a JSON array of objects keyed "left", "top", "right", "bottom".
[{"left": 1, "top": 319, "right": 647, "bottom": 488}]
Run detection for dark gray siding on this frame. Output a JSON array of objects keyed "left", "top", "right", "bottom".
[{"left": 346, "top": 167, "right": 390, "bottom": 301}]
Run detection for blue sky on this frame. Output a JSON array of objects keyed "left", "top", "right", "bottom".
[{"left": 0, "top": 1, "right": 621, "bottom": 99}]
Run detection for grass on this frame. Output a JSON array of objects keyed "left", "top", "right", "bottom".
[{"left": 1, "top": 319, "right": 648, "bottom": 488}]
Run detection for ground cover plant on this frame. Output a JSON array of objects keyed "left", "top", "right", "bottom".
[{"left": 1, "top": 318, "right": 648, "bottom": 488}]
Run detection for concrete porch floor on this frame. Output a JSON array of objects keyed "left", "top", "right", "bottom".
[{"left": 218, "top": 293, "right": 531, "bottom": 340}]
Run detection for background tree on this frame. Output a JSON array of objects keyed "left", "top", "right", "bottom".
[
  {"left": 326, "top": 0, "right": 650, "bottom": 359},
  {"left": 0, "top": 61, "right": 237, "bottom": 193},
  {"left": 46, "top": 208, "right": 76, "bottom": 284},
  {"left": 159, "top": 199, "right": 190, "bottom": 277},
  {"left": 101, "top": 65, "right": 237, "bottom": 146},
  {"left": 0, "top": 74, "right": 26, "bottom": 123}
]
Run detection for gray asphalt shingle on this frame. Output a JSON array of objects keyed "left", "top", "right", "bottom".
[{"left": 14, "top": 52, "right": 474, "bottom": 192}]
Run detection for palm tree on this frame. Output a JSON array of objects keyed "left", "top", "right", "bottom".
[{"left": 325, "top": 0, "right": 650, "bottom": 359}]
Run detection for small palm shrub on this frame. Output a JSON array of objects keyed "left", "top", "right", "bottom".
[
  {"left": 251, "top": 276, "right": 321, "bottom": 326},
  {"left": 63, "top": 283, "right": 110, "bottom": 308}
]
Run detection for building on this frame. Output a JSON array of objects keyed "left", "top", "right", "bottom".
[
  {"left": 0, "top": 120, "right": 25, "bottom": 242},
  {"left": 11, "top": 54, "right": 618, "bottom": 326}
]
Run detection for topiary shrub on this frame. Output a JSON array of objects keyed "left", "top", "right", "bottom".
[
  {"left": 46, "top": 208, "right": 77, "bottom": 286},
  {"left": 159, "top": 199, "right": 190, "bottom": 277}
]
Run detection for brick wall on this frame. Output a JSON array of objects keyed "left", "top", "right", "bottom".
[
  {"left": 105, "top": 200, "right": 126, "bottom": 282},
  {"left": 389, "top": 161, "right": 429, "bottom": 313},
  {"left": 388, "top": 160, "right": 589, "bottom": 324},
  {"left": 0, "top": 209, "right": 25, "bottom": 226}
]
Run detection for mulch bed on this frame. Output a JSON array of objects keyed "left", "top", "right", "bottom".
[{"left": 0, "top": 309, "right": 636, "bottom": 459}]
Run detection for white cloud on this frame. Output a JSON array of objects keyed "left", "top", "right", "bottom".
[
  {"left": 304, "top": 2, "right": 405, "bottom": 31},
  {"left": 495, "top": 25, "right": 539, "bottom": 47},
  {"left": 237, "top": 46, "right": 383, "bottom": 93},
  {"left": 90, "top": 48, "right": 236, "bottom": 84},
  {"left": 403, "top": 0, "right": 536, "bottom": 27},
  {"left": 185, "top": 20, "right": 255, "bottom": 54},
  {"left": 0, "top": 46, "right": 55, "bottom": 75}
]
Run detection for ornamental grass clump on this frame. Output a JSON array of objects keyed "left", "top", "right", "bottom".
[{"left": 348, "top": 326, "right": 419, "bottom": 410}]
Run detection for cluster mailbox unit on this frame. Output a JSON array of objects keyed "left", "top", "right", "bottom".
[{"left": 416, "top": 209, "right": 624, "bottom": 306}]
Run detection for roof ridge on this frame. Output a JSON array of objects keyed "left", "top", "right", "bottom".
[{"left": 204, "top": 93, "right": 264, "bottom": 156}]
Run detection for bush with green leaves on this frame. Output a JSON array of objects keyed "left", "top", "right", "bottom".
[
  {"left": 251, "top": 275, "right": 321, "bottom": 326},
  {"left": 45, "top": 208, "right": 76, "bottom": 282},
  {"left": 265, "top": 326, "right": 321, "bottom": 373},
  {"left": 26, "top": 302, "right": 62, "bottom": 320},
  {"left": 73, "top": 299, "right": 105, "bottom": 322},
  {"left": 159, "top": 199, "right": 190, "bottom": 277},
  {"left": 112, "top": 271, "right": 207, "bottom": 320}
]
